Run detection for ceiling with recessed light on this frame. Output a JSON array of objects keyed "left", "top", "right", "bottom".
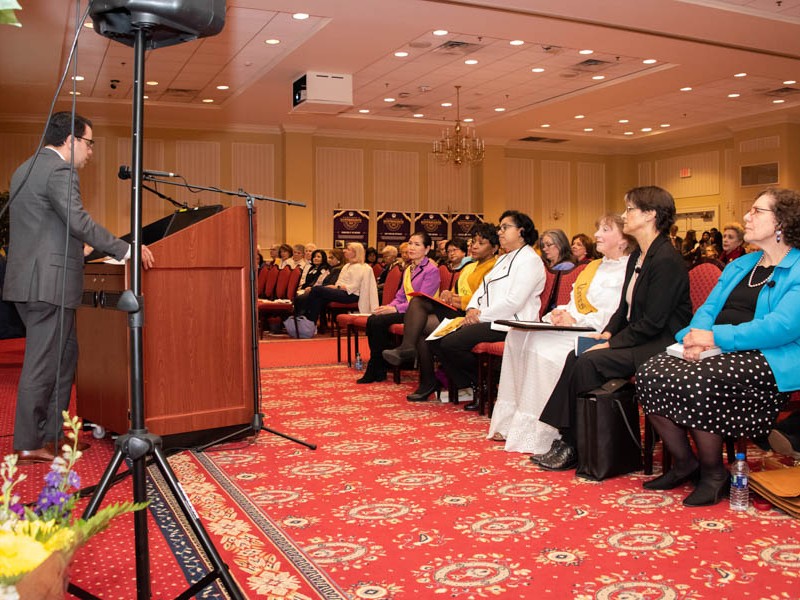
[{"left": 0, "top": 0, "right": 798, "bottom": 153}]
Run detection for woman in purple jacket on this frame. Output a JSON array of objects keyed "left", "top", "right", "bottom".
[{"left": 358, "top": 231, "right": 441, "bottom": 383}]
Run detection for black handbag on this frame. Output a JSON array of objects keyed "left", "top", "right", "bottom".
[{"left": 576, "top": 378, "right": 642, "bottom": 481}]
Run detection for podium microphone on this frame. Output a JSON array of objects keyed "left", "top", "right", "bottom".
[{"left": 118, "top": 165, "right": 180, "bottom": 179}]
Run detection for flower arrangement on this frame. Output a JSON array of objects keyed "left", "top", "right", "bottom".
[{"left": 0, "top": 412, "right": 147, "bottom": 595}]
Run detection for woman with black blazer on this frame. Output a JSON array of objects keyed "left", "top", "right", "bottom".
[{"left": 535, "top": 186, "right": 692, "bottom": 470}]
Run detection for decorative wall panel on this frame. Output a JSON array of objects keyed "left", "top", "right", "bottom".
[
  {"left": 655, "top": 151, "right": 719, "bottom": 198},
  {"left": 427, "top": 155, "right": 472, "bottom": 213},
  {"left": 540, "top": 160, "right": 571, "bottom": 232},
  {"left": 373, "top": 150, "right": 419, "bottom": 211},
  {"left": 505, "top": 157, "right": 536, "bottom": 215},
  {"left": 315, "top": 147, "right": 364, "bottom": 247},
  {"left": 232, "top": 142, "right": 279, "bottom": 248}
]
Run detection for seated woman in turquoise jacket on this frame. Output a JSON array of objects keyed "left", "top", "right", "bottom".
[{"left": 637, "top": 187, "right": 800, "bottom": 507}]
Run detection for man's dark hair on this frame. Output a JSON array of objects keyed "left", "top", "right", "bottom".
[{"left": 45, "top": 111, "right": 92, "bottom": 147}]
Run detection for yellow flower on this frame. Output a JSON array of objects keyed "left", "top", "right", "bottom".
[{"left": 0, "top": 529, "right": 51, "bottom": 584}]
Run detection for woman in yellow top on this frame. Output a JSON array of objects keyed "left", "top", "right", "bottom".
[{"left": 383, "top": 223, "right": 499, "bottom": 400}]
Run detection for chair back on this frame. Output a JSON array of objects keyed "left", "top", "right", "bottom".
[
  {"left": 382, "top": 265, "right": 404, "bottom": 305},
  {"left": 438, "top": 264, "right": 457, "bottom": 292},
  {"left": 689, "top": 262, "right": 722, "bottom": 313},
  {"left": 553, "top": 263, "right": 587, "bottom": 307},
  {"left": 373, "top": 263, "right": 384, "bottom": 278},
  {"left": 257, "top": 265, "right": 270, "bottom": 298},
  {"left": 285, "top": 267, "right": 303, "bottom": 300},
  {"left": 262, "top": 265, "right": 279, "bottom": 299},
  {"left": 537, "top": 268, "right": 559, "bottom": 320},
  {"left": 273, "top": 267, "right": 293, "bottom": 299}
]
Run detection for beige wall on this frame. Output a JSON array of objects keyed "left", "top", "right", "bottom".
[{"left": 2, "top": 119, "right": 798, "bottom": 249}]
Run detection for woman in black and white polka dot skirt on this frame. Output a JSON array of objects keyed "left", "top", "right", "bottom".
[{"left": 637, "top": 187, "right": 800, "bottom": 507}]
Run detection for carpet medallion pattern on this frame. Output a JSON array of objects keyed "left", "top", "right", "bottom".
[{"left": 168, "top": 363, "right": 800, "bottom": 599}]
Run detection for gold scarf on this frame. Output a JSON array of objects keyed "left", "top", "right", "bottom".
[
  {"left": 572, "top": 259, "right": 602, "bottom": 314},
  {"left": 403, "top": 262, "right": 438, "bottom": 301}
]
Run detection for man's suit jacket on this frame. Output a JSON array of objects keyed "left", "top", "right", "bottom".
[
  {"left": 606, "top": 234, "right": 692, "bottom": 367},
  {"left": 3, "top": 148, "right": 129, "bottom": 309}
]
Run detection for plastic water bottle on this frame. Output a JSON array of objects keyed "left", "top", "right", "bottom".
[
  {"left": 354, "top": 352, "right": 363, "bottom": 371},
  {"left": 729, "top": 453, "right": 750, "bottom": 511}
]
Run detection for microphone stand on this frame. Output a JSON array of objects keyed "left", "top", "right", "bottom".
[
  {"left": 141, "top": 181, "right": 186, "bottom": 209},
  {"left": 139, "top": 176, "right": 316, "bottom": 452}
]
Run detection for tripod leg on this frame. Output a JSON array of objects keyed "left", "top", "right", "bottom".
[
  {"left": 81, "top": 447, "right": 126, "bottom": 518},
  {"left": 262, "top": 425, "right": 317, "bottom": 450},
  {"left": 151, "top": 445, "right": 245, "bottom": 600}
]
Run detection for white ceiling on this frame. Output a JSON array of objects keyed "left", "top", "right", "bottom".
[{"left": 0, "top": 0, "right": 798, "bottom": 153}]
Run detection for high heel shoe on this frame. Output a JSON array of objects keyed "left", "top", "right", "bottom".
[
  {"left": 683, "top": 474, "right": 730, "bottom": 507},
  {"left": 643, "top": 466, "right": 700, "bottom": 490},
  {"left": 382, "top": 347, "right": 416, "bottom": 367},
  {"left": 406, "top": 383, "right": 439, "bottom": 402}
]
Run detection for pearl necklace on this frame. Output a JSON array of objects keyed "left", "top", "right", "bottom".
[{"left": 747, "top": 248, "right": 791, "bottom": 288}]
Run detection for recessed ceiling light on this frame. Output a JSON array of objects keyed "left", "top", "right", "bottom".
[
  {"left": 592, "top": 75, "right": 605, "bottom": 81},
  {"left": 433, "top": 29, "right": 448, "bottom": 36},
  {"left": 574, "top": 114, "right": 585, "bottom": 119},
  {"left": 84, "top": 22, "right": 93, "bottom": 28},
  {"left": 784, "top": 80, "right": 797, "bottom": 85},
  {"left": 465, "top": 59, "right": 478, "bottom": 65},
  {"left": 394, "top": 51, "right": 409, "bottom": 58},
  {"left": 463, "top": 118, "right": 474, "bottom": 123},
  {"left": 531, "top": 67, "right": 545, "bottom": 73},
  {"left": 146, "top": 81, "right": 158, "bottom": 86},
  {"left": 384, "top": 97, "right": 395, "bottom": 103},
  {"left": 643, "top": 59, "right": 657, "bottom": 64},
  {"left": 618, "top": 119, "right": 629, "bottom": 124},
  {"left": 68, "top": 91, "right": 81, "bottom": 95},
  {"left": 541, "top": 124, "right": 550, "bottom": 128},
  {"left": 413, "top": 113, "right": 424, "bottom": 118},
  {"left": 292, "top": 13, "right": 309, "bottom": 20},
  {"left": 143, "top": 95, "right": 149, "bottom": 100},
  {"left": 265, "top": 38, "right": 280, "bottom": 45},
  {"left": 71, "top": 75, "right": 84, "bottom": 81},
  {"left": 734, "top": 72, "right": 747, "bottom": 77},
  {"left": 216, "top": 85, "right": 229, "bottom": 90},
  {"left": 441, "top": 102, "right": 452, "bottom": 107},
  {"left": 773, "top": 99, "right": 786, "bottom": 104},
  {"left": 579, "top": 49, "right": 593, "bottom": 55},
  {"left": 583, "top": 128, "right": 593, "bottom": 132},
  {"left": 680, "top": 87, "right": 692, "bottom": 92},
  {"left": 494, "top": 107, "right": 506, "bottom": 112},
  {"left": 510, "top": 40, "right": 524, "bottom": 46},
  {"left": 641, "top": 127, "right": 652, "bottom": 132},
  {"left": 202, "top": 98, "right": 214, "bottom": 103},
  {"left": 660, "top": 123, "right": 671, "bottom": 128},
  {"left": 624, "top": 131, "right": 634, "bottom": 136},
  {"left": 359, "top": 109, "right": 370, "bottom": 114},
  {"left": 728, "top": 93, "right": 740, "bottom": 98}
]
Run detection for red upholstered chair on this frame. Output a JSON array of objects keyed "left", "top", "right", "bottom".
[
  {"left": 336, "top": 265, "right": 402, "bottom": 364},
  {"left": 439, "top": 264, "right": 459, "bottom": 293},
  {"left": 261, "top": 264, "right": 280, "bottom": 300},
  {"left": 537, "top": 268, "right": 559, "bottom": 320},
  {"left": 257, "top": 265, "right": 270, "bottom": 299},
  {"left": 258, "top": 267, "right": 300, "bottom": 336},
  {"left": 373, "top": 263, "right": 384, "bottom": 278},
  {"left": 688, "top": 262, "right": 722, "bottom": 312}
]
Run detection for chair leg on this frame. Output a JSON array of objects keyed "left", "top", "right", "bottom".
[
  {"left": 345, "top": 325, "right": 352, "bottom": 366},
  {"left": 643, "top": 415, "right": 655, "bottom": 476},
  {"left": 485, "top": 355, "right": 496, "bottom": 418},
  {"left": 476, "top": 354, "right": 487, "bottom": 416}
]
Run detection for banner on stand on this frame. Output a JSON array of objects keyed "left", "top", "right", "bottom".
[
  {"left": 333, "top": 209, "right": 370, "bottom": 248},
  {"left": 451, "top": 213, "right": 484, "bottom": 240},
  {"left": 376, "top": 211, "right": 412, "bottom": 249},
  {"left": 413, "top": 213, "right": 449, "bottom": 243}
]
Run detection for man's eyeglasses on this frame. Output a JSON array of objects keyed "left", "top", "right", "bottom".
[
  {"left": 747, "top": 206, "right": 773, "bottom": 216},
  {"left": 76, "top": 136, "right": 95, "bottom": 148}
]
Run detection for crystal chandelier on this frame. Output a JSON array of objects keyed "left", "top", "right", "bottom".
[{"left": 432, "top": 86, "right": 485, "bottom": 167}]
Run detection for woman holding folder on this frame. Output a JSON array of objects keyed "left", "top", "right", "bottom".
[
  {"left": 382, "top": 223, "right": 499, "bottom": 398},
  {"left": 403, "top": 211, "right": 545, "bottom": 404},
  {"left": 487, "top": 213, "right": 635, "bottom": 453},
  {"left": 356, "top": 232, "right": 440, "bottom": 384}
]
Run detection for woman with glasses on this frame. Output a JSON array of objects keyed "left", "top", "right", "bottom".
[
  {"left": 539, "top": 229, "right": 576, "bottom": 271},
  {"left": 421, "top": 211, "right": 545, "bottom": 409},
  {"left": 637, "top": 187, "right": 800, "bottom": 506},
  {"left": 534, "top": 186, "right": 692, "bottom": 471}
]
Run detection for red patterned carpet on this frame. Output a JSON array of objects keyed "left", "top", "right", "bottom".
[{"left": 2, "top": 338, "right": 800, "bottom": 598}]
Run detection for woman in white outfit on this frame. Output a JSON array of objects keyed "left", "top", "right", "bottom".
[{"left": 487, "top": 213, "right": 636, "bottom": 453}]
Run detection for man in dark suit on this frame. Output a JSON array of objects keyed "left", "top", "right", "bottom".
[{"left": 3, "top": 112, "right": 155, "bottom": 464}]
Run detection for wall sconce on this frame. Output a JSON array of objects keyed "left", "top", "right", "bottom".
[{"left": 551, "top": 209, "right": 563, "bottom": 221}]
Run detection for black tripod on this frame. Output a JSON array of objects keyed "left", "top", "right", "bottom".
[{"left": 70, "top": 26, "right": 242, "bottom": 600}]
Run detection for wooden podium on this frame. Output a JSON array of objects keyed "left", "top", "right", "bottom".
[{"left": 76, "top": 206, "right": 254, "bottom": 439}]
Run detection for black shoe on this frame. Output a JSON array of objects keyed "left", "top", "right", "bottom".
[
  {"left": 406, "top": 383, "right": 439, "bottom": 402},
  {"left": 463, "top": 401, "right": 479, "bottom": 411},
  {"left": 383, "top": 347, "right": 416, "bottom": 367},
  {"left": 530, "top": 439, "right": 561, "bottom": 465},
  {"left": 356, "top": 371, "right": 386, "bottom": 384},
  {"left": 643, "top": 465, "right": 700, "bottom": 490},
  {"left": 683, "top": 474, "right": 730, "bottom": 507},
  {"left": 768, "top": 428, "right": 800, "bottom": 461},
  {"left": 537, "top": 439, "right": 577, "bottom": 471}
]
